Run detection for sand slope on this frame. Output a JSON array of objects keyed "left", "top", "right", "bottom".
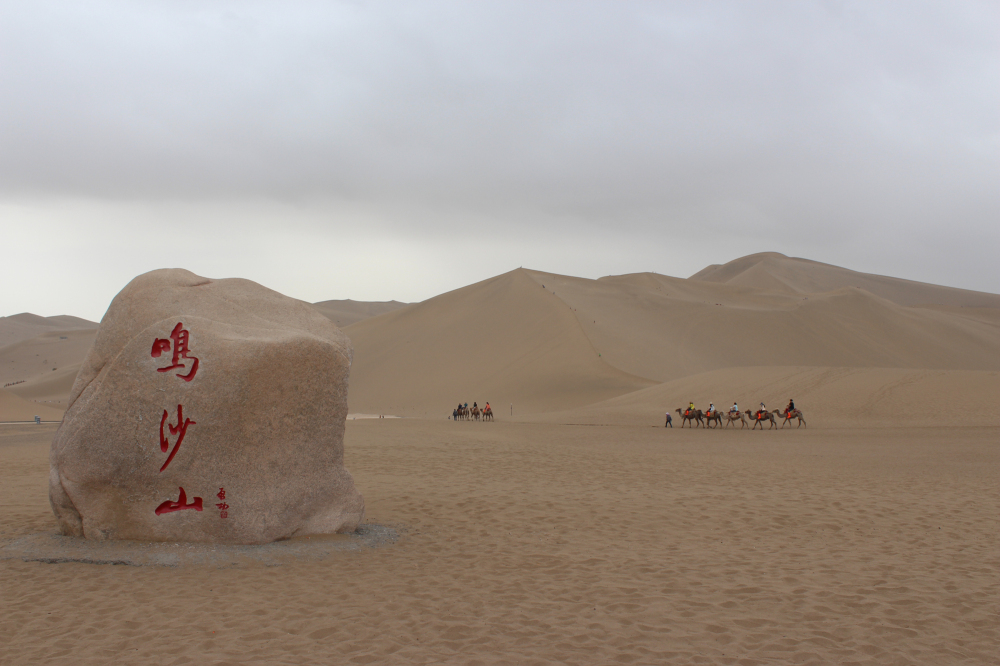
[
  {"left": 531, "top": 366, "right": 1000, "bottom": 428},
  {"left": 0, "top": 329, "right": 96, "bottom": 386},
  {"left": 5, "top": 254, "right": 999, "bottom": 423},
  {"left": 0, "top": 329, "right": 97, "bottom": 418},
  {"left": 311, "top": 299, "right": 409, "bottom": 328},
  {"left": 0, "top": 313, "right": 97, "bottom": 348},
  {"left": 341, "top": 259, "right": 999, "bottom": 418},
  {"left": 345, "top": 269, "right": 654, "bottom": 416},
  {"left": 0, "top": 390, "right": 64, "bottom": 422},
  {"left": 691, "top": 252, "right": 1000, "bottom": 308},
  {"left": 521, "top": 269, "right": 1000, "bottom": 384}
]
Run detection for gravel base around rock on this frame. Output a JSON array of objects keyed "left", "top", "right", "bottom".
[{"left": 0, "top": 524, "right": 400, "bottom": 567}]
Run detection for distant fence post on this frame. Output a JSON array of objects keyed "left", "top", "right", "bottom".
[{"left": 35, "top": 415, "right": 41, "bottom": 425}]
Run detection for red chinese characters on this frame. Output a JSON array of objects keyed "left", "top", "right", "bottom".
[
  {"left": 151, "top": 322, "right": 200, "bottom": 381},
  {"left": 159, "top": 405, "right": 196, "bottom": 472},
  {"left": 149, "top": 322, "right": 209, "bottom": 518},
  {"left": 216, "top": 487, "right": 228, "bottom": 518},
  {"left": 154, "top": 487, "right": 203, "bottom": 515}
]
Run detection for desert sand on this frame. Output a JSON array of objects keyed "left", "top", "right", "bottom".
[
  {"left": 1, "top": 253, "right": 998, "bottom": 664},
  {"left": 2, "top": 419, "right": 997, "bottom": 664},
  {"left": 0, "top": 325, "right": 97, "bottom": 414}
]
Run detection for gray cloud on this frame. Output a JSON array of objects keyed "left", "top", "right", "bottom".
[{"left": 1, "top": 0, "right": 997, "bottom": 317}]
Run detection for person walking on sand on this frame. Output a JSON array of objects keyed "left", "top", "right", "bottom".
[{"left": 665, "top": 412, "right": 673, "bottom": 428}]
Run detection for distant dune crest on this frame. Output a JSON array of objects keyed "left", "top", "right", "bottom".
[
  {"left": 311, "top": 299, "right": 409, "bottom": 328},
  {"left": 688, "top": 252, "right": 1000, "bottom": 308},
  {"left": 0, "top": 313, "right": 98, "bottom": 349}
]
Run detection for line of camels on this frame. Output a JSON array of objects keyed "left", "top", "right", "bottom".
[
  {"left": 453, "top": 403, "right": 494, "bottom": 421},
  {"left": 673, "top": 407, "right": 806, "bottom": 429}
]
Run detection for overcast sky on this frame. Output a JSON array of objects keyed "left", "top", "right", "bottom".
[{"left": 2, "top": 1, "right": 997, "bottom": 321}]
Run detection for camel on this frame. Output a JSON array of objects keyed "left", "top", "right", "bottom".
[
  {"left": 471, "top": 406, "right": 481, "bottom": 421},
  {"left": 780, "top": 409, "right": 806, "bottom": 428},
  {"left": 704, "top": 410, "right": 723, "bottom": 428},
  {"left": 482, "top": 406, "right": 493, "bottom": 421},
  {"left": 723, "top": 410, "right": 748, "bottom": 428},
  {"left": 675, "top": 408, "right": 704, "bottom": 428},
  {"left": 746, "top": 409, "right": 777, "bottom": 430}
]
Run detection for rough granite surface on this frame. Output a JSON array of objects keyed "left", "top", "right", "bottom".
[{"left": 49, "top": 269, "right": 364, "bottom": 544}]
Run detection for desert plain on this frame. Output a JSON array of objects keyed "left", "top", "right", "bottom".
[{"left": 1, "top": 252, "right": 998, "bottom": 665}]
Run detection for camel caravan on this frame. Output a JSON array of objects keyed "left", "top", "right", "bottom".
[
  {"left": 671, "top": 399, "right": 806, "bottom": 430},
  {"left": 452, "top": 401, "right": 493, "bottom": 422}
]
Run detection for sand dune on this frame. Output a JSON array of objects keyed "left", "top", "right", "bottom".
[
  {"left": 0, "top": 328, "right": 97, "bottom": 418},
  {"left": 0, "top": 328, "right": 96, "bottom": 386},
  {"left": 0, "top": 313, "right": 97, "bottom": 348},
  {"left": 4, "top": 254, "right": 998, "bottom": 424},
  {"left": 342, "top": 262, "right": 999, "bottom": 418},
  {"left": 0, "top": 390, "right": 65, "bottom": 422},
  {"left": 531, "top": 366, "right": 1000, "bottom": 428},
  {"left": 526, "top": 269, "right": 1000, "bottom": 384},
  {"left": 311, "top": 299, "right": 409, "bottom": 328},
  {"left": 691, "top": 252, "right": 1000, "bottom": 308},
  {"left": 2, "top": 256, "right": 998, "bottom": 663},
  {"left": 345, "top": 269, "right": 654, "bottom": 417}
]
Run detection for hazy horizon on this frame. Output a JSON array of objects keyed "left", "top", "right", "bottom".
[{"left": 3, "top": 1, "right": 997, "bottom": 321}]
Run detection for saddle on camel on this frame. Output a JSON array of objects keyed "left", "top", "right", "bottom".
[
  {"left": 676, "top": 405, "right": 704, "bottom": 428},
  {"left": 746, "top": 408, "right": 777, "bottom": 430},
  {"left": 703, "top": 403, "right": 723, "bottom": 428},
  {"left": 780, "top": 399, "right": 806, "bottom": 428}
]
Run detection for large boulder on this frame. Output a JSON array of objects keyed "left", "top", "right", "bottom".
[{"left": 49, "top": 269, "right": 364, "bottom": 544}]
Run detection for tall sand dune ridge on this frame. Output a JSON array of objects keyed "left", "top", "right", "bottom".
[
  {"left": 690, "top": 251, "right": 1000, "bottom": 309},
  {"left": 2, "top": 253, "right": 998, "bottom": 424},
  {"left": 524, "top": 269, "right": 1000, "bottom": 384},
  {"left": 344, "top": 258, "right": 999, "bottom": 418},
  {"left": 344, "top": 268, "right": 655, "bottom": 417}
]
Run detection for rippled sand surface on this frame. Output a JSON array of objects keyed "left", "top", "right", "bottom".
[{"left": 2, "top": 420, "right": 997, "bottom": 665}]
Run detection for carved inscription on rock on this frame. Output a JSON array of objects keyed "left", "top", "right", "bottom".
[{"left": 149, "top": 322, "right": 218, "bottom": 520}]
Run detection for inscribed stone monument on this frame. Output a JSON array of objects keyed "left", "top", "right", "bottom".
[{"left": 49, "top": 269, "right": 364, "bottom": 544}]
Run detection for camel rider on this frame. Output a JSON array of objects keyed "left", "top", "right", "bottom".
[
  {"left": 786, "top": 398, "right": 795, "bottom": 415},
  {"left": 708, "top": 402, "right": 715, "bottom": 416},
  {"left": 473, "top": 402, "right": 478, "bottom": 409},
  {"left": 731, "top": 402, "right": 738, "bottom": 414},
  {"left": 687, "top": 402, "right": 695, "bottom": 417},
  {"left": 758, "top": 402, "right": 766, "bottom": 418},
  {"left": 485, "top": 402, "right": 490, "bottom": 410}
]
